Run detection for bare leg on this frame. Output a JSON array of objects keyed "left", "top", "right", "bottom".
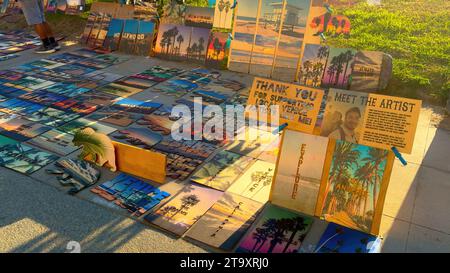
[
  {"left": 43, "top": 22, "right": 54, "bottom": 38},
  {"left": 33, "top": 23, "right": 48, "bottom": 39}
]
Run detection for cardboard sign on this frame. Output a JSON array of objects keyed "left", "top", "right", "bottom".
[
  {"left": 247, "top": 77, "right": 324, "bottom": 133},
  {"left": 318, "top": 89, "right": 422, "bottom": 153}
]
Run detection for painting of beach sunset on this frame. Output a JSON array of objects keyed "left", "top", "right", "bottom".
[
  {"left": 229, "top": 0, "right": 312, "bottom": 81},
  {"left": 229, "top": 0, "right": 258, "bottom": 73},
  {"left": 272, "top": 0, "right": 311, "bottom": 81}
]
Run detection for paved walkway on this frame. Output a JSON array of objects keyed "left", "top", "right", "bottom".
[{"left": 0, "top": 43, "right": 449, "bottom": 253}]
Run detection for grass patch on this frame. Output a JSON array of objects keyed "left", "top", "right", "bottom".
[{"left": 327, "top": 0, "right": 450, "bottom": 104}]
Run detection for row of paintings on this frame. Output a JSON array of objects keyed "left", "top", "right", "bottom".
[
  {"left": 154, "top": 24, "right": 230, "bottom": 69},
  {"left": 140, "top": 180, "right": 381, "bottom": 253},
  {"left": 229, "top": 0, "right": 314, "bottom": 81},
  {"left": 103, "top": 19, "right": 156, "bottom": 56}
]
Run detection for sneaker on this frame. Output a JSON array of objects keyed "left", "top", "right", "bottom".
[
  {"left": 52, "top": 42, "right": 61, "bottom": 51},
  {"left": 35, "top": 44, "right": 56, "bottom": 54}
]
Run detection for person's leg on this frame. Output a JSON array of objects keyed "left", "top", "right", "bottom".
[
  {"left": 19, "top": 0, "right": 56, "bottom": 53},
  {"left": 43, "top": 22, "right": 60, "bottom": 49}
]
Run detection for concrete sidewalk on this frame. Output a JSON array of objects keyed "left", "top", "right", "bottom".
[{"left": 0, "top": 44, "right": 449, "bottom": 253}]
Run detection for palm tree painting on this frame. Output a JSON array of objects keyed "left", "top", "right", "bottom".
[
  {"left": 206, "top": 32, "right": 229, "bottom": 69},
  {"left": 315, "top": 223, "right": 381, "bottom": 253},
  {"left": 161, "top": 0, "right": 186, "bottom": 25},
  {"left": 155, "top": 24, "right": 210, "bottom": 64},
  {"left": 299, "top": 44, "right": 329, "bottom": 86},
  {"left": 91, "top": 173, "right": 171, "bottom": 217},
  {"left": 145, "top": 184, "right": 223, "bottom": 236},
  {"left": 320, "top": 140, "right": 388, "bottom": 233},
  {"left": 321, "top": 47, "right": 357, "bottom": 89},
  {"left": 236, "top": 204, "right": 313, "bottom": 253},
  {"left": 0, "top": 136, "right": 59, "bottom": 175},
  {"left": 192, "top": 151, "right": 254, "bottom": 191},
  {"left": 185, "top": 192, "right": 265, "bottom": 250},
  {"left": 213, "top": 0, "right": 233, "bottom": 29}
]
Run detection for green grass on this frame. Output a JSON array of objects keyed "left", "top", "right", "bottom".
[
  {"left": 327, "top": 0, "right": 450, "bottom": 104},
  {"left": 13, "top": 0, "right": 449, "bottom": 104}
]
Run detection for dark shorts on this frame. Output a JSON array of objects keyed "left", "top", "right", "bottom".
[{"left": 20, "top": 0, "right": 46, "bottom": 25}]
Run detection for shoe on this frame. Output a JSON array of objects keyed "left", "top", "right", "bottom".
[
  {"left": 35, "top": 44, "right": 56, "bottom": 54},
  {"left": 52, "top": 42, "right": 61, "bottom": 51}
]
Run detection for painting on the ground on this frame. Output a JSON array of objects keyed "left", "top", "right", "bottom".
[
  {"left": 186, "top": 192, "right": 265, "bottom": 250},
  {"left": 0, "top": 117, "right": 51, "bottom": 141},
  {"left": 151, "top": 78, "right": 199, "bottom": 97},
  {"left": 90, "top": 173, "right": 171, "bottom": 217},
  {"left": 272, "top": 0, "right": 311, "bottom": 82},
  {"left": 0, "top": 98, "right": 46, "bottom": 115},
  {"left": 155, "top": 24, "right": 211, "bottom": 64},
  {"left": 57, "top": 118, "right": 117, "bottom": 135},
  {"left": 95, "top": 79, "right": 147, "bottom": 98},
  {"left": 161, "top": 151, "right": 204, "bottom": 180},
  {"left": 315, "top": 223, "right": 381, "bottom": 253},
  {"left": 236, "top": 204, "right": 314, "bottom": 253},
  {"left": 227, "top": 160, "right": 275, "bottom": 203},
  {"left": 0, "top": 135, "right": 58, "bottom": 175},
  {"left": 41, "top": 82, "right": 90, "bottom": 98},
  {"left": 52, "top": 98, "right": 98, "bottom": 115},
  {"left": 145, "top": 184, "right": 223, "bottom": 236},
  {"left": 225, "top": 127, "right": 279, "bottom": 158},
  {"left": 185, "top": 6, "right": 214, "bottom": 28},
  {"left": 318, "top": 140, "right": 389, "bottom": 233},
  {"left": 152, "top": 139, "right": 217, "bottom": 161},
  {"left": 191, "top": 150, "right": 254, "bottom": 191},
  {"left": 27, "top": 129, "right": 79, "bottom": 156},
  {"left": 25, "top": 107, "right": 79, "bottom": 127},
  {"left": 136, "top": 106, "right": 182, "bottom": 136},
  {"left": 111, "top": 126, "right": 163, "bottom": 150},
  {"left": 319, "top": 89, "right": 368, "bottom": 143},
  {"left": 213, "top": 0, "right": 234, "bottom": 29},
  {"left": 206, "top": 32, "right": 229, "bottom": 69},
  {"left": 89, "top": 98, "right": 162, "bottom": 127},
  {"left": 271, "top": 130, "right": 328, "bottom": 215}
]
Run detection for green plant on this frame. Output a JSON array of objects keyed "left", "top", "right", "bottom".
[{"left": 327, "top": 0, "right": 450, "bottom": 104}]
